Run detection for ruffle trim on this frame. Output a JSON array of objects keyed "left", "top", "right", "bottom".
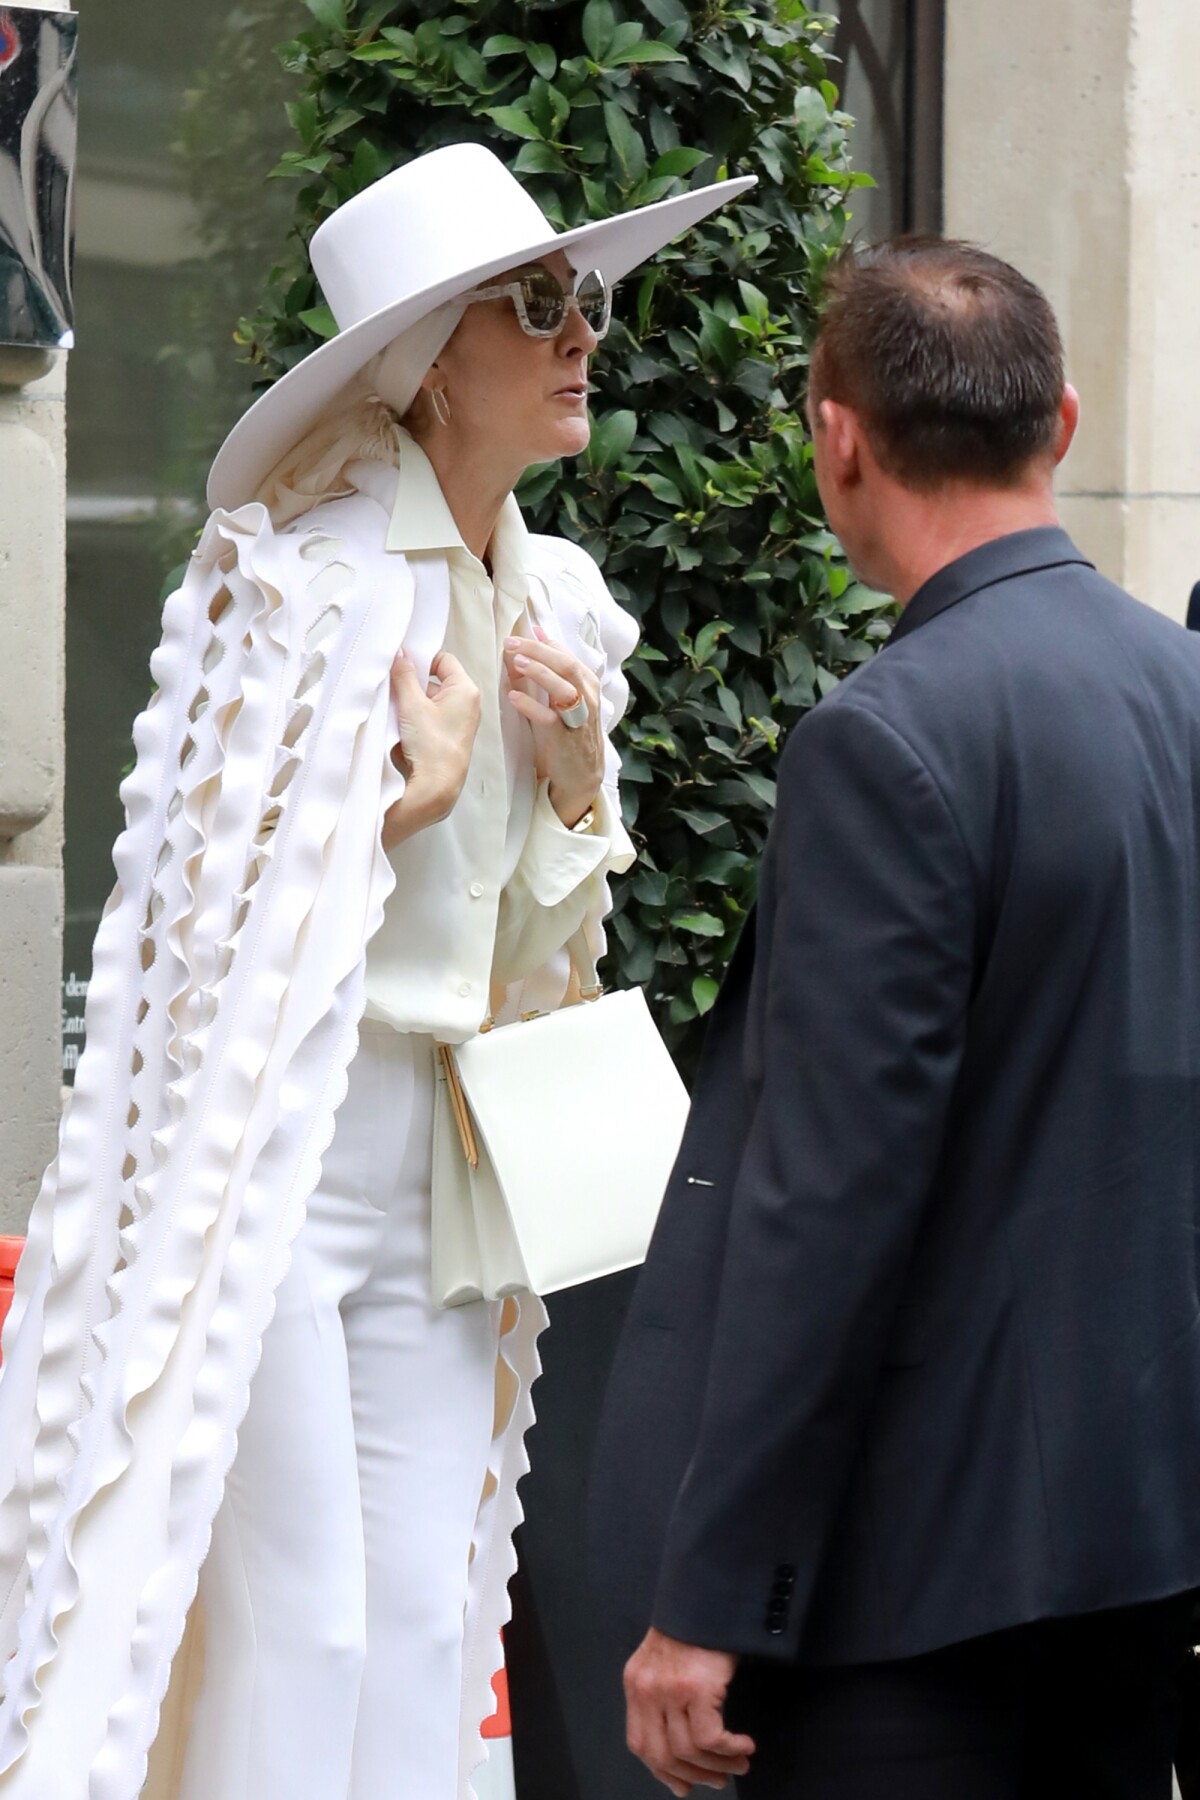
[
  {"left": 0, "top": 493, "right": 415, "bottom": 1797},
  {"left": 461, "top": 1291, "right": 547, "bottom": 1800}
]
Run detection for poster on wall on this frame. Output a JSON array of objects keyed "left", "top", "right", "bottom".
[{"left": 0, "top": 5, "right": 77, "bottom": 351}]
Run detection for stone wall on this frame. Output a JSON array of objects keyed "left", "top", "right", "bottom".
[
  {"left": 942, "top": 0, "right": 1200, "bottom": 622},
  {"left": 0, "top": 0, "right": 70, "bottom": 1233}
]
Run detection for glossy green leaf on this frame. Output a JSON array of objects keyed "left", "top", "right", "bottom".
[
  {"left": 673, "top": 912, "right": 725, "bottom": 937},
  {"left": 609, "top": 22, "right": 646, "bottom": 58},
  {"left": 587, "top": 408, "right": 638, "bottom": 472},
  {"left": 298, "top": 304, "right": 338, "bottom": 338},
  {"left": 581, "top": 0, "right": 616, "bottom": 62},
  {"left": 636, "top": 472, "right": 684, "bottom": 505},
  {"left": 642, "top": 0, "right": 691, "bottom": 26},
  {"left": 324, "top": 106, "right": 365, "bottom": 140},
  {"left": 485, "top": 105, "right": 544, "bottom": 141},
  {"left": 527, "top": 42, "right": 558, "bottom": 79},
  {"left": 836, "top": 582, "right": 895, "bottom": 615},
  {"left": 610, "top": 40, "right": 688, "bottom": 65},
  {"left": 793, "top": 86, "right": 831, "bottom": 148},
  {"left": 286, "top": 95, "right": 319, "bottom": 141},
  {"left": 676, "top": 809, "right": 727, "bottom": 837},
  {"left": 694, "top": 620, "right": 732, "bottom": 663},
  {"left": 603, "top": 101, "right": 648, "bottom": 184},
  {"left": 692, "top": 976, "right": 720, "bottom": 1015},
  {"left": 737, "top": 279, "right": 771, "bottom": 322},
  {"left": 782, "top": 639, "right": 817, "bottom": 685},
  {"left": 302, "top": 0, "right": 347, "bottom": 30},
  {"left": 740, "top": 770, "right": 777, "bottom": 807},
  {"left": 351, "top": 138, "right": 391, "bottom": 188},
  {"left": 513, "top": 141, "right": 567, "bottom": 175},
  {"left": 357, "top": 0, "right": 396, "bottom": 33},
  {"left": 351, "top": 41, "right": 407, "bottom": 62},
  {"left": 451, "top": 43, "right": 488, "bottom": 87},
  {"left": 650, "top": 146, "right": 710, "bottom": 179},
  {"left": 413, "top": 18, "right": 445, "bottom": 60},
  {"left": 716, "top": 684, "right": 743, "bottom": 728}
]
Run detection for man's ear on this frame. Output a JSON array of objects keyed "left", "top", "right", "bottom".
[
  {"left": 1054, "top": 384, "right": 1080, "bottom": 466},
  {"left": 817, "top": 398, "right": 863, "bottom": 490}
]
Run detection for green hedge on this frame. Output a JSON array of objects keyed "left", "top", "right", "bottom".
[{"left": 241, "top": 0, "right": 887, "bottom": 1064}]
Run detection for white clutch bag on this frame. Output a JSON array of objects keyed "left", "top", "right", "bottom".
[{"left": 431, "top": 936, "right": 691, "bottom": 1307}]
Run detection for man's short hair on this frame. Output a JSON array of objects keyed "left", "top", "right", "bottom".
[{"left": 809, "top": 237, "right": 1066, "bottom": 491}]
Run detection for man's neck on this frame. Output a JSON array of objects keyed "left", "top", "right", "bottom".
[{"left": 880, "top": 485, "right": 1062, "bottom": 609}]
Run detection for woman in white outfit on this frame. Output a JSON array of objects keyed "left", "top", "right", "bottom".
[
  {"left": 184, "top": 173, "right": 646, "bottom": 1800},
  {"left": 0, "top": 145, "right": 753, "bottom": 1800}
]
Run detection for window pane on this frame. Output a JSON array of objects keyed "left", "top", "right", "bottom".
[
  {"left": 63, "top": 0, "right": 301, "bottom": 1074},
  {"left": 827, "top": 0, "right": 945, "bottom": 239}
]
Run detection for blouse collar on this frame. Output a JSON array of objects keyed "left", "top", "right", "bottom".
[
  {"left": 349, "top": 430, "right": 532, "bottom": 619},
  {"left": 388, "top": 428, "right": 530, "bottom": 589}
]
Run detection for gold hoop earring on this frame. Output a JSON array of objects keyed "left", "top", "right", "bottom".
[{"left": 431, "top": 386, "right": 452, "bottom": 428}]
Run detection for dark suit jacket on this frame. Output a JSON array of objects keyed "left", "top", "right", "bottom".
[{"left": 591, "top": 527, "right": 1200, "bottom": 1667}]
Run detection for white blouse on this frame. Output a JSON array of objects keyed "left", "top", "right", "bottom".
[{"left": 353, "top": 434, "right": 637, "bottom": 1042}]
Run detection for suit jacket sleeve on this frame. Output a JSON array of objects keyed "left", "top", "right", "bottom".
[{"left": 651, "top": 696, "right": 976, "bottom": 1659}]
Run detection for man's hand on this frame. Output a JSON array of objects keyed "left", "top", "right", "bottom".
[{"left": 624, "top": 1628, "right": 755, "bottom": 1796}]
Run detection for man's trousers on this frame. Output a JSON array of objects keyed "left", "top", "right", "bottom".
[{"left": 730, "top": 1593, "right": 1194, "bottom": 1800}]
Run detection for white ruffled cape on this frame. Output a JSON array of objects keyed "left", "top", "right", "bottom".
[{"left": 0, "top": 494, "right": 544, "bottom": 1799}]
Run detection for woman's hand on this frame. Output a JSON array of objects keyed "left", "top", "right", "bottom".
[
  {"left": 503, "top": 627, "right": 604, "bottom": 828},
  {"left": 383, "top": 649, "right": 481, "bottom": 851}
]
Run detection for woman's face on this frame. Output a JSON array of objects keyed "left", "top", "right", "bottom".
[{"left": 421, "top": 249, "right": 598, "bottom": 470}]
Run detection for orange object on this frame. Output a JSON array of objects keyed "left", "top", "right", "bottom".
[
  {"left": 481, "top": 1637, "right": 511, "bottom": 1741},
  {"left": 0, "top": 1236, "right": 23, "bottom": 1360}
]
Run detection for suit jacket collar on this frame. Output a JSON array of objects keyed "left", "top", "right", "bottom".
[{"left": 887, "top": 526, "right": 1094, "bottom": 647}]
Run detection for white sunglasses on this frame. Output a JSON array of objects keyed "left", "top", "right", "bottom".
[{"left": 458, "top": 266, "right": 612, "bottom": 340}]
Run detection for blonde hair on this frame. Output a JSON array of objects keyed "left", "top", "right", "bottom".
[
  {"left": 254, "top": 388, "right": 403, "bottom": 528},
  {"left": 251, "top": 298, "right": 467, "bottom": 528}
]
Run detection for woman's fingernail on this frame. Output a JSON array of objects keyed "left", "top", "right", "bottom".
[{"left": 513, "top": 653, "right": 530, "bottom": 669}]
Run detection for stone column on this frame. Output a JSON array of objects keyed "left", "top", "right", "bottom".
[
  {"left": 942, "top": 0, "right": 1200, "bottom": 623},
  {"left": 0, "top": 0, "right": 72, "bottom": 1232}
]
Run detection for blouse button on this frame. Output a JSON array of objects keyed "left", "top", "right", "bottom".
[
  {"left": 458, "top": 981, "right": 472, "bottom": 997},
  {"left": 469, "top": 881, "right": 484, "bottom": 899}
]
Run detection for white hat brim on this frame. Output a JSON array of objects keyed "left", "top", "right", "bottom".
[{"left": 207, "top": 174, "right": 756, "bottom": 512}]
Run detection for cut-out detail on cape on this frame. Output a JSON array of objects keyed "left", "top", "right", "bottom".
[{"left": 0, "top": 491, "right": 543, "bottom": 1800}]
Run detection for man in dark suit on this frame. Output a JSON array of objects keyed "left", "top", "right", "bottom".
[{"left": 591, "top": 238, "right": 1200, "bottom": 1799}]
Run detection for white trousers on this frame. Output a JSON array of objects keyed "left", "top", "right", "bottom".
[{"left": 179, "top": 1024, "right": 503, "bottom": 1800}]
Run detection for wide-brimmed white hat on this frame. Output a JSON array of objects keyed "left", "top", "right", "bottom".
[{"left": 207, "top": 142, "right": 755, "bottom": 510}]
